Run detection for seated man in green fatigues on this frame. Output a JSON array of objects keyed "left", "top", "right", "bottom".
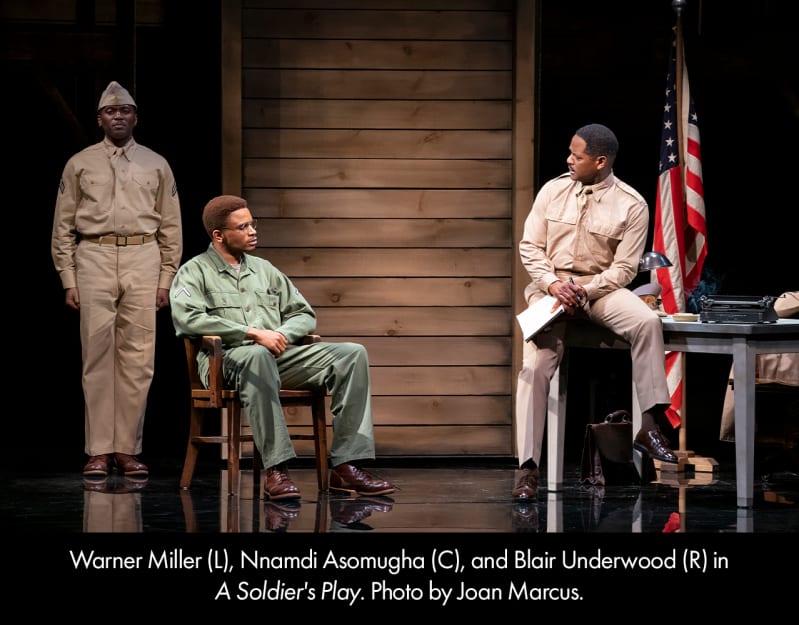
[{"left": 170, "top": 195, "right": 396, "bottom": 501}]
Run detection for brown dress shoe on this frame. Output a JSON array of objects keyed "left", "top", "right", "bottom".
[
  {"left": 512, "top": 466, "right": 540, "bottom": 501},
  {"left": 634, "top": 427, "right": 678, "bottom": 463},
  {"left": 83, "top": 454, "right": 112, "bottom": 476},
  {"left": 114, "top": 453, "right": 149, "bottom": 476},
  {"left": 330, "top": 498, "right": 393, "bottom": 525},
  {"left": 330, "top": 464, "right": 397, "bottom": 496},
  {"left": 115, "top": 477, "right": 148, "bottom": 493},
  {"left": 263, "top": 501, "right": 301, "bottom": 531},
  {"left": 264, "top": 465, "right": 302, "bottom": 500},
  {"left": 83, "top": 477, "right": 110, "bottom": 492},
  {"left": 512, "top": 502, "right": 540, "bottom": 532}
]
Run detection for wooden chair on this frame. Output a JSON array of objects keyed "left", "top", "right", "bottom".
[{"left": 179, "top": 334, "right": 329, "bottom": 496}]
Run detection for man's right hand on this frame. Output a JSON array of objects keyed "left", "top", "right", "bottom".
[
  {"left": 65, "top": 287, "right": 80, "bottom": 310},
  {"left": 247, "top": 327, "right": 288, "bottom": 356},
  {"left": 549, "top": 280, "right": 584, "bottom": 314}
]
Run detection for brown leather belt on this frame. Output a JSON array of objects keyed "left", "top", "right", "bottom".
[{"left": 82, "top": 234, "right": 156, "bottom": 246}]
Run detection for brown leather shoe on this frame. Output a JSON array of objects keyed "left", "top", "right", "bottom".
[
  {"left": 330, "top": 464, "right": 396, "bottom": 496},
  {"left": 330, "top": 497, "right": 394, "bottom": 525},
  {"left": 264, "top": 465, "right": 301, "bottom": 500},
  {"left": 512, "top": 466, "right": 540, "bottom": 501},
  {"left": 114, "top": 453, "right": 149, "bottom": 476},
  {"left": 512, "top": 502, "right": 540, "bottom": 532},
  {"left": 83, "top": 454, "right": 112, "bottom": 476},
  {"left": 115, "top": 477, "right": 148, "bottom": 493},
  {"left": 634, "top": 427, "right": 678, "bottom": 463},
  {"left": 83, "top": 477, "right": 110, "bottom": 492},
  {"left": 263, "top": 501, "right": 301, "bottom": 531}
]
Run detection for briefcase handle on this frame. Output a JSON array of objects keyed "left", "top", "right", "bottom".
[{"left": 602, "top": 409, "right": 631, "bottom": 424}]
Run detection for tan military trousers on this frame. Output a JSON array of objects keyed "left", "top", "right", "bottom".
[
  {"left": 515, "top": 286, "right": 671, "bottom": 467},
  {"left": 75, "top": 240, "right": 161, "bottom": 456}
]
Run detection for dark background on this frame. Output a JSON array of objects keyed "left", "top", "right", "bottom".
[{"left": 1, "top": 1, "right": 796, "bottom": 469}]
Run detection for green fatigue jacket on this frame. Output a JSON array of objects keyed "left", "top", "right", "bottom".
[{"left": 169, "top": 243, "right": 316, "bottom": 348}]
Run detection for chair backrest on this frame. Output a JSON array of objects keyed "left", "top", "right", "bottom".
[{"left": 184, "top": 335, "right": 220, "bottom": 407}]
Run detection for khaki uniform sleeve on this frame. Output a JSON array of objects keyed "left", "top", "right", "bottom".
[
  {"left": 51, "top": 159, "right": 80, "bottom": 289},
  {"left": 519, "top": 182, "right": 560, "bottom": 299},
  {"left": 155, "top": 162, "right": 182, "bottom": 290}
]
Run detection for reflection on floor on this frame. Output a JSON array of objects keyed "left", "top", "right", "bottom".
[{"left": 5, "top": 456, "right": 798, "bottom": 533}]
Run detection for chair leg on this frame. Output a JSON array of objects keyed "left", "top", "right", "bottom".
[
  {"left": 179, "top": 490, "right": 197, "bottom": 531},
  {"left": 312, "top": 395, "right": 329, "bottom": 491},
  {"left": 180, "top": 408, "right": 204, "bottom": 489},
  {"left": 252, "top": 447, "right": 262, "bottom": 500},
  {"left": 227, "top": 403, "right": 242, "bottom": 496},
  {"left": 315, "top": 490, "right": 329, "bottom": 533},
  {"left": 226, "top": 496, "right": 240, "bottom": 532}
]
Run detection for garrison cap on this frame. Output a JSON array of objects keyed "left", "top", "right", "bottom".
[
  {"left": 632, "top": 283, "right": 662, "bottom": 297},
  {"left": 97, "top": 81, "right": 137, "bottom": 110}
]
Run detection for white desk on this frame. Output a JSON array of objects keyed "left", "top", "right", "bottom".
[{"left": 546, "top": 317, "right": 799, "bottom": 508}]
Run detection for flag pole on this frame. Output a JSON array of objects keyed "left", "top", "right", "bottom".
[
  {"left": 670, "top": 0, "right": 718, "bottom": 476},
  {"left": 653, "top": 0, "right": 717, "bottom": 479},
  {"left": 672, "top": 0, "right": 689, "bottom": 455},
  {"left": 674, "top": 1, "right": 686, "bottom": 170}
]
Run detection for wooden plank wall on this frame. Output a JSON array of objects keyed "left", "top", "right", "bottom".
[{"left": 225, "top": 0, "right": 534, "bottom": 458}]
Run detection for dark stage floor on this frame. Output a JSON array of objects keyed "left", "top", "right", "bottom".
[{"left": 4, "top": 452, "right": 798, "bottom": 534}]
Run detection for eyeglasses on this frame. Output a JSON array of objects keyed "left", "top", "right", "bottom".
[{"left": 221, "top": 220, "right": 258, "bottom": 232}]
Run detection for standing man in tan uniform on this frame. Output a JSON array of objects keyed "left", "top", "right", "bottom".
[
  {"left": 513, "top": 123, "right": 678, "bottom": 501},
  {"left": 52, "top": 81, "right": 182, "bottom": 478}
]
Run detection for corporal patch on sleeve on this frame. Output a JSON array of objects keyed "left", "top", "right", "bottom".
[
  {"left": 59, "top": 178, "right": 65, "bottom": 194},
  {"left": 175, "top": 286, "right": 191, "bottom": 298},
  {"left": 172, "top": 181, "right": 178, "bottom": 197}
]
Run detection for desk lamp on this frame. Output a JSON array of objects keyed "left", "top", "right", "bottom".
[
  {"left": 634, "top": 251, "right": 672, "bottom": 313},
  {"left": 638, "top": 250, "right": 672, "bottom": 272}
]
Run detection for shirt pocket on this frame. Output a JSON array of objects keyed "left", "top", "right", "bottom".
[
  {"left": 586, "top": 219, "right": 625, "bottom": 257},
  {"left": 131, "top": 169, "right": 160, "bottom": 195},
  {"left": 79, "top": 172, "right": 112, "bottom": 200},
  {"left": 206, "top": 291, "right": 243, "bottom": 322},
  {"left": 545, "top": 203, "right": 577, "bottom": 225},
  {"left": 254, "top": 288, "right": 281, "bottom": 325}
]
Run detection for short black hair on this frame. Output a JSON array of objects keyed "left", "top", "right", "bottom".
[
  {"left": 575, "top": 123, "right": 619, "bottom": 164},
  {"left": 202, "top": 195, "right": 248, "bottom": 238}
]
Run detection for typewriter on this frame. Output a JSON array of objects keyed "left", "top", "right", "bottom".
[{"left": 699, "top": 295, "right": 779, "bottom": 324}]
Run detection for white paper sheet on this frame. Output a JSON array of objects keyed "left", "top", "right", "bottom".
[{"left": 516, "top": 295, "right": 564, "bottom": 341}]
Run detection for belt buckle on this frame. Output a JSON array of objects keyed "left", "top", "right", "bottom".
[{"left": 116, "top": 236, "right": 127, "bottom": 246}]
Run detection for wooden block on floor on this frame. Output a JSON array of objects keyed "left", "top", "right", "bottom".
[
  {"left": 684, "top": 456, "right": 719, "bottom": 472},
  {"left": 687, "top": 471, "right": 718, "bottom": 486},
  {"left": 653, "top": 457, "right": 689, "bottom": 472},
  {"left": 654, "top": 472, "right": 691, "bottom": 486},
  {"left": 654, "top": 469, "right": 718, "bottom": 487},
  {"left": 653, "top": 455, "right": 719, "bottom": 473},
  {"left": 763, "top": 491, "right": 795, "bottom": 505}
]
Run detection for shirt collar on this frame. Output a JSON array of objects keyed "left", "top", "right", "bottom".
[
  {"left": 102, "top": 136, "right": 136, "bottom": 158},
  {"left": 205, "top": 243, "right": 255, "bottom": 275},
  {"left": 577, "top": 172, "right": 615, "bottom": 202}
]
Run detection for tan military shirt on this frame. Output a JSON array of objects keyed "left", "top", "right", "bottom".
[
  {"left": 519, "top": 172, "right": 648, "bottom": 302},
  {"left": 51, "top": 136, "right": 182, "bottom": 290}
]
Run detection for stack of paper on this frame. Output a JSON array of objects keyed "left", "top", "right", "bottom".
[{"left": 516, "top": 295, "right": 564, "bottom": 341}]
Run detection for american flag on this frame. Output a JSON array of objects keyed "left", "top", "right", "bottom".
[{"left": 652, "top": 26, "right": 707, "bottom": 427}]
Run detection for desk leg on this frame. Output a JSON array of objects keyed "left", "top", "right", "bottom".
[
  {"left": 732, "top": 338, "right": 756, "bottom": 508},
  {"left": 546, "top": 492, "right": 563, "bottom": 532}
]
